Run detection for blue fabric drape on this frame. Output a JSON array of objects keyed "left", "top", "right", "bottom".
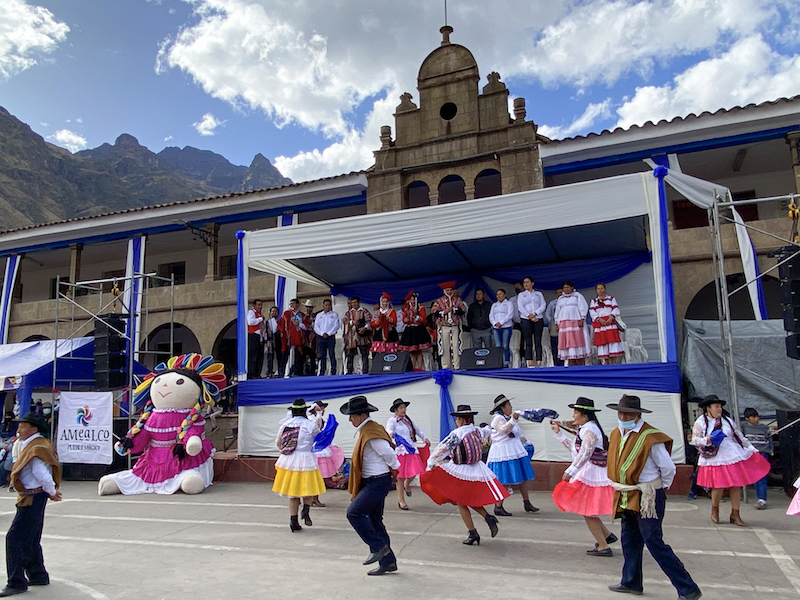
[
  {"left": 653, "top": 166, "right": 678, "bottom": 363},
  {"left": 329, "top": 252, "right": 651, "bottom": 306},
  {"left": 236, "top": 231, "right": 248, "bottom": 379},
  {"left": 433, "top": 369, "right": 456, "bottom": 439}
]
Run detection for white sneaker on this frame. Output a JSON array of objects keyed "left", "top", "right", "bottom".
[{"left": 756, "top": 500, "right": 767, "bottom": 510}]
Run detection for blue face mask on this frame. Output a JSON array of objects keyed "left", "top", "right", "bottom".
[{"left": 618, "top": 418, "right": 637, "bottom": 431}]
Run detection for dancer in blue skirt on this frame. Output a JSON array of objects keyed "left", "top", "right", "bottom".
[{"left": 486, "top": 394, "right": 538, "bottom": 516}]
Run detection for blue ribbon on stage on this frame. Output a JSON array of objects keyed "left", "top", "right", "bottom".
[
  {"left": 237, "top": 363, "right": 681, "bottom": 408},
  {"left": 433, "top": 369, "right": 456, "bottom": 439},
  {"left": 312, "top": 413, "right": 339, "bottom": 452}
]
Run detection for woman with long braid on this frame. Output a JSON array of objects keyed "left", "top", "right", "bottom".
[{"left": 386, "top": 398, "right": 430, "bottom": 510}]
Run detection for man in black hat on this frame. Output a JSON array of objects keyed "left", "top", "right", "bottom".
[
  {"left": 2, "top": 414, "right": 62, "bottom": 597},
  {"left": 605, "top": 395, "right": 701, "bottom": 600},
  {"left": 341, "top": 396, "right": 400, "bottom": 576}
]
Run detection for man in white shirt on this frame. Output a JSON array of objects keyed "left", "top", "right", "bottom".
[
  {"left": 605, "top": 395, "right": 701, "bottom": 600},
  {"left": 341, "top": 396, "right": 400, "bottom": 576},
  {"left": 3, "top": 413, "right": 61, "bottom": 597},
  {"left": 313, "top": 299, "right": 341, "bottom": 375},
  {"left": 246, "top": 299, "right": 265, "bottom": 379}
]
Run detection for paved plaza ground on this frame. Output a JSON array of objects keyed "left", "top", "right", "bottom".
[{"left": 1, "top": 481, "right": 800, "bottom": 600}]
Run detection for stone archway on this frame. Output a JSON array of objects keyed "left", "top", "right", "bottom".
[
  {"left": 406, "top": 180, "right": 430, "bottom": 209},
  {"left": 438, "top": 175, "right": 466, "bottom": 204},
  {"left": 212, "top": 320, "right": 237, "bottom": 376},
  {"left": 140, "top": 323, "right": 202, "bottom": 370},
  {"left": 21, "top": 335, "right": 50, "bottom": 342},
  {"left": 474, "top": 169, "right": 501, "bottom": 199}
]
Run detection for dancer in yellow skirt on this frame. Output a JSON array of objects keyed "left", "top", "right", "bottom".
[{"left": 273, "top": 398, "right": 326, "bottom": 531}]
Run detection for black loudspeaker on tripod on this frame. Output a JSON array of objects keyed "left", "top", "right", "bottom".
[
  {"left": 778, "top": 246, "right": 800, "bottom": 359},
  {"left": 776, "top": 410, "right": 800, "bottom": 496}
]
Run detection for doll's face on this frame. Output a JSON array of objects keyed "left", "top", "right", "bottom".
[{"left": 150, "top": 372, "right": 202, "bottom": 409}]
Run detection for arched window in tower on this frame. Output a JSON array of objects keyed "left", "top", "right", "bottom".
[
  {"left": 406, "top": 181, "right": 430, "bottom": 209},
  {"left": 438, "top": 175, "right": 466, "bottom": 204},
  {"left": 474, "top": 169, "right": 502, "bottom": 199}
]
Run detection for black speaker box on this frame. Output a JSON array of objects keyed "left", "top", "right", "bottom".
[
  {"left": 784, "top": 306, "right": 800, "bottom": 332},
  {"left": 777, "top": 410, "right": 800, "bottom": 495},
  {"left": 369, "top": 351, "right": 412, "bottom": 375},
  {"left": 461, "top": 347, "right": 504, "bottom": 370},
  {"left": 782, "top": 279, "right": 800, "bottom": 306},
  {"left": 787, "top": 334, "right": 800, "bottom": 360},
  {"left": 779, "top": 257, "right": 800, "bottom": 281}
]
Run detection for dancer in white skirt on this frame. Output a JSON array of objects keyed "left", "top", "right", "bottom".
[{"left": 386, "top": 398, "right": 430, "bottom": 510}]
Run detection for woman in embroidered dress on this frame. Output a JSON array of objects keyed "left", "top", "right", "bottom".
[
  {"left": 555, "top": 280, "right": 590, "bottom": 366},
  {"left": 486, "top": 395, "right": 538, "bottom": 517},
  {"left": 589, "top": 283, "right": 625, "bottom": 364},
  {"left": 691, "top": 395, "right": 770, "bottom": 527},
  {"left": 307, "top": 400, "right": 344, "bottom": 508},
  {"left": 386, "top": 398, "right": 431, "bottom": 510},
  {"left": 370, "top": 292, "right": 399, "bottom": 355},
  {"left": 550, "top": 398, "right": 617, "bottom": 556},
  {"left": 273, "top": 398, "right": 326, "bottom": 532},
  {"left": 398, "top": 291, "right": 432, "bottom": 371},
  {"left": 420, "top": 405, "right": 508, "bottom": 546}
]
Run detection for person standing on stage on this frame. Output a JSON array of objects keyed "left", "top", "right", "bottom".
[
  {"left": 313, "top": 299, "right": 340, "bottom": 375},
  {"left": 341, "top": 395, "right": 400, "bottom": 576},
  {"left": 433, "top": 281, "right": 468, "bottom": 370},
  {"left": 589, "top": 283, "right": 625, "bottom": 364},
  {"left": 486, "top": 395, "right": 538, "bottom": 516},
  {"left": 545, "top": 288, "right": 564, "bottom": 366},
  {"left": 342, "top": 297, "right": 372, "bottom": 374},
  {"left": 246, "top": 299, "right": 266, "bottom": 379},
  {"left": 555, "top": 281, "right": 590, "bottom": 366},
  {"left": 370, "top": 293, "right": 400, "bottom": 355},
  {"left": 517, "top": 276, "right": 547, "bottom": 368},
  {"left": 273, "top": 399, "right": 326, "bottom": 532},
  {"left": 386, "top": 398, "right": 430, "bottom": 510},
  {"left": 421, "top": 405, "right": 507, "bottom": 546},
  {"left": 3, "top": 413, "right": 61, "bottom": 597},
  {"left": 606, "top": 395, "right": 701, "bottom": 600},
  {"left": 265, "top": 306, "right": 281, "bottom": 378},
  {"left": 398, "top": 291, "right": 432, "bottom": 371},
  {"left": 467, "top": 289, "right": 493, "bottom": 349},
  {"left": 551, "top": 398, "right": 616, "bottom": 557},
  {"left": 281, "top": 298, "right": 307, "bottom": 377},
  {"left": 490, "top": 289, "right": 515, "bottom": 368}
]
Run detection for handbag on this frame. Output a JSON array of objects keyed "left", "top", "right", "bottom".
[{"left": 616, "top": 317, "right": 627, "bottom": 331}]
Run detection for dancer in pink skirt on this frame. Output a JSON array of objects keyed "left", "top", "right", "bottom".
[
  {"left": 691, "top": 395, "right": 770, "bottom": 527},
  {"left": 386, "top": 398, "right": 430, "bottom": 510},
  {"left": 550, "top": 398, "right": 617, "bottom": 556},
  {"left": 787, "top": 476, "right": 800, "bottom": 516},
  {"left": 308, "top": 400, "right": 344, "bottom": 507}
]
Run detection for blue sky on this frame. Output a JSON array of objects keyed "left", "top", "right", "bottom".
[{"left": 2, "top": 0, "right": 799, "bottom": 182}]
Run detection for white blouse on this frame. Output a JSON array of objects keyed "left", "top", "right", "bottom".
[
  {"left": 516, "top": 290, "right": 547, "bottom": 320},
  {"left": 556, "top": 421, "right": 604, "bottom": 478},
  {"left": 691, "top": 414, "right": 756, "bottom": 467},
  {"left": 589, "top": 296, "right": 621, "bottom": 321},
  {"left": 490, "top": 299, "right": 515, "bottom": 329},
  {"left": 487, "top": 414, "right": 528, "bottom": 462},
  {"left": 555, "top": 291, "right": 589, "bottom": 323},
  {"left": 427, "top": 424, "right": 496, "bottom": 483},
  {"left": 386, "top": 415, "right": 428, "bottom": 456},
  {"left": 275, "top": 416, "right": 321, "bottom": 471}
]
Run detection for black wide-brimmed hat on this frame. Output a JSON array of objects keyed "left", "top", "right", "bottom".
[
  {"left": 17, "top": 412, "right": 49, "bottom": 434},
  {"left": 698, "top": 394, "right": 726, "bottom": 409},
  {"left": 312, "top": 400, "right": 329, "bottom": 408},
  {"left": 288, "top": 398, "right": 308, "bottom": 410},
  {"left": 450, "top": 404, "right": 478, "bottom": 417},
  {"left": 605, "top": 394, "right": 651, "bottom": 414},
  {"left": 568, "top": 397, "right": 601, "bottom": 412},
  {"left": 340, "top": 395, "right": 379, "bottom": 415},
  {"left": 491, "top": 394, "right": 513, "bottom": 413},
  {"left": 390, "top": 398, "right": 409, "bottom": 412}
]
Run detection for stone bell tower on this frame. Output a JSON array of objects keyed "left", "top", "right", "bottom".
[{"left": 366, "top": 26, "right": 544, "bottom": 213}]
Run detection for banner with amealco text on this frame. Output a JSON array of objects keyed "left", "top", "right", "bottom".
[{"left": 56, "top": 391, "right": 114, "bottom": 465}]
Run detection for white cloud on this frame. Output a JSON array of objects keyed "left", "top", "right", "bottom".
[
  {"left": 75, "top": 117, "right": 82, "bottom": 123},
  {"left": 193, "top": 112, "right": 225, "bottom": 136},
  {"left": 164, "top": 135, "right": 174, "bottom": 142},
  {"left": 0, "top": 0, "right": 69, "bottom": 81},
  {"left": 538, "top": 100, "right": 613, "bottom": 140},
  {"left": 48, "top": 128, "right": 87, "bottom": 152},
  {"left": 615, "top": 35, "right": 800, "bottom": 129}
]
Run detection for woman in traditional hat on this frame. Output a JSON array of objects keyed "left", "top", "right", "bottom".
[
  {"left": 398, "top": 291, "right": 432, "bottom": 371},
  {"left": 370, "top": 292, "right": 400, "bottom": 355},
  {"left": 486, "top": 395, "right": 538, "bottom": 516},
  {"left": 308, "top": 400, "right": 344, "bottom": 508},
  {"left": 273, "top": 398, "right": 326, "bottom": 532},
  {"left": 691, "top": 395, "right": 770, "bottom": 526},
  {"left": 550, "top": 398, "right": 617, "bottom": 556},
  {"left": 421, "top": 405, "right": 508, "bottom": 546},
  {"left": 386, "top": 398, "right": 431, "bottom": 510}
]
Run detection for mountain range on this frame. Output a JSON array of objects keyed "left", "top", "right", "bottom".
[{"left": 0, "top": 106, "right": 292, "bottom": 232}]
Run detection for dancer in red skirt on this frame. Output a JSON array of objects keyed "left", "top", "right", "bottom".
[
  {"left": 550, "top": 398, "right": 617, "bottom": 557},
  {"left": 386, "top": 398, "right": 430, "bottom": 510},
  {"left": 691, "top": 395, "right": 770, "bottom": 526},
  {"left": 421, "top": 405, "right": 507, "bottom": 545}
]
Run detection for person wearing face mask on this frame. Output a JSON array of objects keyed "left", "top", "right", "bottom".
[{"left": 605, "top": 395, "right": 701, "bottom": 600}]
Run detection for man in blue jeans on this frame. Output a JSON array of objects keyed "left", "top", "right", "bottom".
[
  {"left": 341, "top": 395, "right": 400, "bottom": 576},
  {"left": 742, "top": 407, "right": 772, "bottom": 509}
]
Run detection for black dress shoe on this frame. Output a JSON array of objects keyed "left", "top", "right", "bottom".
[
  {"left": 367, "top": 563, "right": 397, "bottom": 576},
  {"left": 678, "top": 590, "right": 702, "bottom": 600},
  {"left": 608, "top": 584, "right": 643, "bottom": 595},
  {"left": 494, "top": 506, "right": 513, "bottom": 517},
  {"left": 586, "top": 547, "right": 613, "bottom": 557},
  {"left": 523, "top": 499, "right": 539, "bottom": 513},
  {"left": 606, "top": 533, "right": 618, "bottom": 545},
  {"left": 27, "top": 579, "right": 48, "bottom": 586},
  {"left": 0, "top": 587, "right": 27, "bottom": 597},
  {"left": 363, "top": 545, "right": 390, "bottom": 565}
]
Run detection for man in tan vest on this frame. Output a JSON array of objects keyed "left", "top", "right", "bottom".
[
  {"left": 341, "top": 395, "right": 399, "bottom": 576},
  {"left": 606, "top": 395, "right": 701, "bottom": 600},
  {"left": 2, "top": 413, "right": 61, "bottom": 597}
]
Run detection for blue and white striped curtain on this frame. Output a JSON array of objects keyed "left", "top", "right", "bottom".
[
  {"left": 123, "top": 236, "right": 146, "bottom": 362},
  {"left": 0, "top": 255, "right": 20, "bottom": 344}
]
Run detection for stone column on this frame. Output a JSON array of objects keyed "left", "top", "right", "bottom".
[
  {"left": 465, "top": 185, "right": 476, "bottom": 201},
  {"left": 69, "top": 243, "right": 83, "bottom": 288},
  {"left": 205, "top": 223, "right": 220, "bottom": 282},
  {"left": 788, "top": 131, "right": 800, "bottom": 194},
  {"left": 429, "top": 191, "right": 439, "bottom": 206}
]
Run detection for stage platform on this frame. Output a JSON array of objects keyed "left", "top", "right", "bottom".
[{"left": 212, "top": 452, "right": 695, "bottom": 494}]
